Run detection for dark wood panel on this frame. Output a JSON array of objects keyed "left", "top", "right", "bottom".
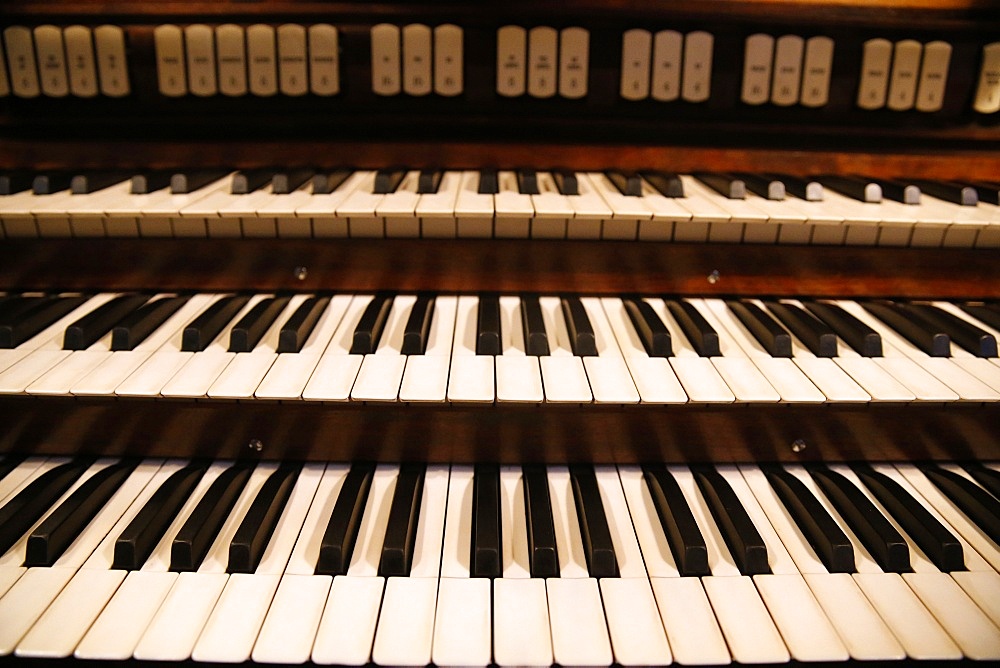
[
  {"left": 0, "top": 239, "right": 996, "bottom": 298},
  {"left": 0, "top": 396, "right": 996, "bottom": 464}
]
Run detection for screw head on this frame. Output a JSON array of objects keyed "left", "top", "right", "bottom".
[
  {"left": 249, "top": 439, "right": 264, "bottom": 452},
  {"left": 294, "top": 266, "right": 308, "bottom": 281},
  {"left": 791, "top": 439, "right": 807, "bottom": 453},
  {"left": 707, "top": 269, "right": 721, "bottom": 285}
]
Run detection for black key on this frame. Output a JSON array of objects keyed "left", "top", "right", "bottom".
[
  {"left": 961, "top": 462, "right": 1000, "bottom": 502},
  {"left": 733, "top": 172, "right": 784, "bottom": 200},
  {"left": 553, "top": 170, "right": 579, "bottom": 196},
  {"left": 316, "top": 462, "right": 375, "bottom": 575},
  {"left": 804, "top": 301, "right": 882, "bottom": 357},
  {"left": 852, "top": 463, "right": 964, "bottom": 572},
  {"left": 311, "top": 169, "right": 352, "bottom": 195},
  {"left": 871, "top": 178, "right": 920, "bottom": 204},
  {"left": 33, "top": 172, "right": 72, "bottom": 194},
  {"left": 910, "top": 180, "right": 978, "bottom": 206},
  {"left": 808, "top": 466, "right": 910, "bottom": 573},
  {"left": 231, "top": 169, "right": 274, "bottom": 194},
  {"left": 523, "top": 465, "right": 558, "bottom": 578},
  {"left": 643, "top": 465, "right": 709, "bottom": 576},
  {"left": 569, "top": 465, "right": 618, "bottom": 578},
  {"left": 906, "top": 303, "right": 996, "bottom": 358},
  {"left": 171, "top": 462, "right": 253, "bottom": 571},
  {"left": 862, "top": 300, "right": 950, "bottom": 357},
  {"left": 727, "top": 300, "right": 792, "bottom": 357},
  {"left": 379, "top": 463, "right": 425, "bottom": 577},
  {"left": 417, "top": 170, "right": 443, "bottom": 194},
  {"left": 130, "top": 171, "right": 172, "bottom": 194},
  {"left": 520, "top": 295, "right": 550, "bottom": 356},
  {"left": 959, "top": 303, "right": 1000, "bottom": 334},
  {"left": 693, "top": 466, "right": 770, "bottom": 576},
  {"left": 476, "top": 294, "right": 502, "bottom": 356},
  {"left": 761, "top": 464, "right": 855, "bottom": 573},
  {"left": 605, "top": 171, "right": 643, "bottom": 197},
  {"left": 229, "top": 296, "right": 291, "bottom": 352},
  {"left": 0, "top": 454, "right": 27, "bottom": 484},
  {"left": 111, "top": 296, "right": 189, "bottom": 351},
  {"left": 517, "top": 169, "right": 540, "bottom": 195},
  {"left": 0, "top": 295, "right": 89, "bottom": 348},
  {"left": 764, "top": 301, "right": 838, "bottom": 357},
  {"left": 401, "top": 294, "right": 435, "bottom": 355},
  {"left": 819, "top": 175, "right": 881, "bottom": 203},
  {"left": 64, "top": 294, "right": 150, "bottom": 350},
  {"left": 271, "top": 169, "right": 313, "bottom": 194},
  {"left": 170, "top": 170, "right": 228, "bottom": 194},
  {"left": 695, "top": 173, "right": 745, "bottom": 199},
  {"left": 229, "top": 463, "right": 301, "bottom": 573},
  {"left": 26, "top": 460, "right": 137, "bottom": 567},
  {"left": 113, "top": 462, "right": 208, "bottom": 570},
  {"left": 182, "top": 295, "right": 251, "bottom": 352},
  {"left": 277, "top": 296, "right": 330, "bottom": 353},
  {"left": 471, "top": 464, "right": 502, "bottom": 578},
  {"left": 71, "top": 172, "right": 129, "bottom": 194},
  {"left": 918, "top": 464, "right": 1000, "bottom": 545},
  {"left": 477, "top": 169, "right": 499, "bottom": 195},
  {"left": 373, "top": 168, "right": 406, "bottom": 194},
  {"left": 640, "top": 171, "right": 684, "bottom": 198},
  {"left": 350, "top": 293, "right": 394, "bottom": 354},
  {"left": 623, "top": 297, "right": 671, "bottom": 357},
  {"left": 0, "top": 172, "right": 33, "bottom": 195},
  {"left": 0, "top": 459, "right": 92, "bottom": 557},
  {"left": 666, "top": 300, "right": 720, "bottom": 357},
  {"left": 961, "top": 180, "right": 1000, "bottom": 205},
  {"left": 765, "top": 173, "right": 823, "bottom": 201},
  {"left": 561, "top": 297, "right": 598, "bottom": 357}
]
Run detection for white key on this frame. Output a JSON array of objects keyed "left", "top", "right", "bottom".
[
  {"left": 494, "top": 170, "right": 532, "bottom": 238},
  {"left": 499, "top": 466, "right": 530, "bottom": 578},
  {"left": 399, "top": 296, "right": 456, "bottom": 402},
  {"left": 580, "top": 298, "right": 640, "bottom": 403},
  {"left": 448, "top": 295, "right": 495, "bottom": 402},
  {"left": 302, "top": 294, "right": 369, "bottom": 401},
  {"left": 547, "top": 466, "right": 589, "bottom": 578},
  {"left": 0, "top": 567, "right": 77, "bottom": 654},
  {"left": 417, "top": 170, "right": 461, "bottom": 238},
  {"left": 530, "top": 172, "right": 572, "bottom": 239},
  {"left": 595, "top": 466, "right": 645, "bottom": 577},
  {"left": 0, "top": 457, "right": 45, "bottom": 504},
  {"left": 538, "top": 296, "right": 591, "bottom": 402},
  {"left": 454, "top": 171, "right": 494, "bottom": 238},
  {"left": 432, "top": 577, "right": 491, "bottom": 667},
  {"left": 255, "top": 294, "right": 353, "bottom": 400},
  {"left": 132, "top": 571, "right": 229, "bottom": 661},
  {"left": 638, "top": 177, "right": 691, "bottom": 241},
  {"left": 601, "top": 577, "right": 671, "bottom": 665},
  {"left": 410, "top": 465, "right": 450, "bottom": 578},
  {"left": 493, "top": 578, "right": 553, "bottom": 666},
  {"left": 371, "top": 576, "right": 437, "bottom": 666},
  {"left": 311, "top": 575, "right": 384, "bottom": 664},
  {"left": 702, "top": 575, "right": 790, "bottom": 663},
  {"left": 904, "top": 572, "right": 1000, "bottom": 659},
  {"left": 600, "top": 297, "right": 687, "bottom": 403},
  {"left": 336, "top": 171, "right": 384, "bottom": 237},
  {"left": 566, "top": 172, "right": 610, "bottom": 239},
  {"left": 617, "top": 466, "right": 679, "bottom": 578},
  {"left": 440, "top": 465, "right": 473, "bottom": 578},
  {"left": 546, "top": 577, "right": 613, "bottom": 666},
  {"left": 701, "top": 298, "right": 825, "bottom": 402},
  {"left": 296, "top": 170, "right": 367, "bottom": 238},
  {"left": 586, "top": 172, "right": 650, "bottom": 240},
  {"left": 753, "top": 573, "right": 849, "bottom": 661},
  {"left": 378, "top": 170, "right": 420, "bottom": 238},
  {"left": 351, "top": 294, "right": 416, "bottom": 401},
  {"left": 650, "top": 576, "right": 730, "bottom": 665},
  {"left": 251, "top": 573, "right": 330, "bottom": 664},
  {"left": 495, "top": 295, "right": 542, "bottom": 403}
]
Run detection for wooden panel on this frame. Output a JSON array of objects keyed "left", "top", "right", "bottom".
[
  {"left": 0, "top": 239, "right": 996, "bottom": 299},
  {"left": 0, "top": 397, "right": 996, "bottom": 464}
]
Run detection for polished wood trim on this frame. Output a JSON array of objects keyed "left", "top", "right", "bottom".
[
  {"left": 0, "top": 239, "right": 996, "bottom": 299},
  {"left": 3, "top": 141, "right": 999, "bottom": 181},
  {"left": 0, "top": 397, "right": 996, "bottom": 464}
]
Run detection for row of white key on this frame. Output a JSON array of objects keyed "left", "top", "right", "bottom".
[
  {"left": 3, "top": 170, "right": 998, "bottom": 247},
  {"left": 1, "top": 456, "right": 998, "bottom": 664},
  {"left": 4, "top": 291, "right": 1000, "bottom": 405}
]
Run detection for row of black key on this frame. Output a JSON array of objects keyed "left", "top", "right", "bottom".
[{"left": 3, "top": 456, "right": 999, "bottom": 586}]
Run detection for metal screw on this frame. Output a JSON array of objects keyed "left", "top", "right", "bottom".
[
  {"left": 249, "top": 439, "right": 264, "bottom": 452},
  {"left": 791, "top": 439, "right": 807, "bottom": 453},
  {"left": 707, "top": 269, "right": 721, "bottom": 285},
  {"left": 294, "top": 266, "right": 308, "bottom": 281}
]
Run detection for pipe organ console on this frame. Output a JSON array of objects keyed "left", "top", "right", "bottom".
[{"left": 1, "top": 0, "right": 1000, "bottom": 665}]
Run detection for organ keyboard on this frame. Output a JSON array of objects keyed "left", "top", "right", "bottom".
[{"left": 2, "top": 0, "right": 1000, "bottom": 665}]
